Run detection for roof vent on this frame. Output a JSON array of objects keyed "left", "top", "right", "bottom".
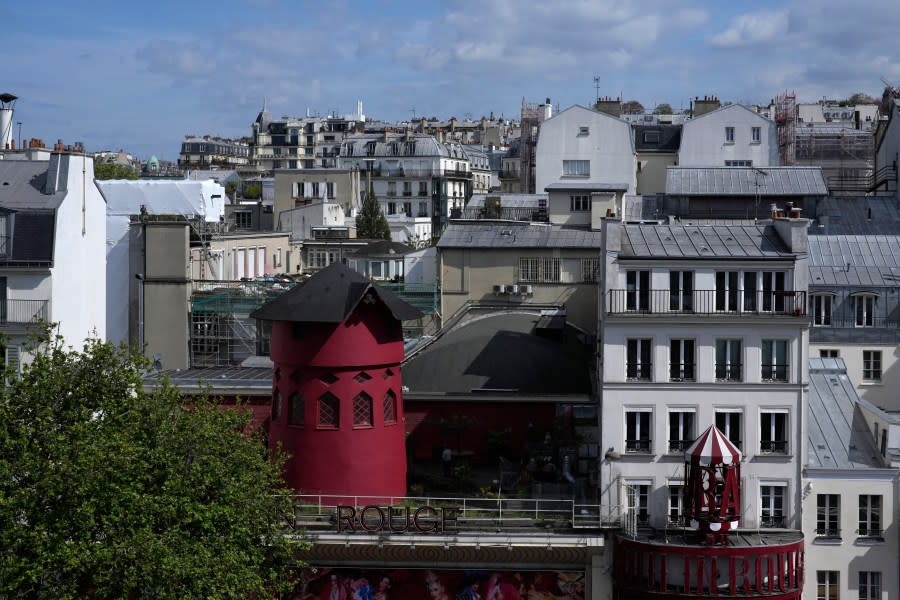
[{"left": 500, "top": 229, "right": 513, "bottom": 236}]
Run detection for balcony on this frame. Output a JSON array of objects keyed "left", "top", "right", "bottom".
[
  {"left": 0, "top": 299, "right": 49, "bottom": 325},
  {"left": 607, "top": 289, "right": 806, "bottom": 316}
]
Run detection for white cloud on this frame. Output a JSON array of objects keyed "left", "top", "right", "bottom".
[{"left": 710, "top": 10, "right": 789, "bottom": 48}]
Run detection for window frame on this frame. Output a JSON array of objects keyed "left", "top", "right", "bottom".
[
  {"left": 760, "top": 483, "right": 787, "bottom": 528},
  {"left": 760, "top": 410, "right": 789, "bottom": 454},
  {"left": 625, "top": 408, "right": 652, "bottom": 453},
  {"left": 715, "top": 409, "right": 743, "bottom": 450},
  {"left": 863, "top": 350, "right": 882, "bottom": 382},
  {"left": 625, "top": 481, "right": 651, "bottom": 525},
  {"left": 668, "top": 409, "right": 695, "bottom": 453},
  {"left": 725, "top": 126, "right": 735, "bottom": 143},
  {"left": 669, "top": 338, "right": 696, "bottom": 382},
  {"left": 816, "top": 494, "right": 841, "bottom": 538},
  {"left": 562, "top": 159, "right": 590, "bottom": 177},
  {"left": 570, "top": 195, "right": 590, "bottom": 211},
  {"left": 855, "top": 294, "right": 876, "bottom": 327},
  {"left": 761, "top": 339, "right": 789, "bottom": 382},
  {"left": 812, "top": 294, "right": 833, "bottom": 326},
  {"left": 859, "top": 571, "right": 881, "bottom": 600},
  {"left": 816, "top": 571, "right": 839, "bottom": 600},
  {"left": 626, "top": 338, "right": 653, "bottom": 381},
  {"left": 858, "top": 494, "right": 883, "bottom": 539},
  {"left": 668, "top": 482, "right": 684, "bottom": 526},
  {"left": 752, "top": 126, "right": 761, "bottom": 143},
  {"left": 518, "top": 256, "right": 561, "bottom": 283},
  {"left": 715, "top": 338, "right": 743, "bottom": 382}
]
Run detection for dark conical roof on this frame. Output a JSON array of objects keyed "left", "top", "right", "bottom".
[{"left": 250, "top": 262, "right": 422, "bottom": 323}]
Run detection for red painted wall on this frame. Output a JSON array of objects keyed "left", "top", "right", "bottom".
[{"left": 268, "top": 300, "right": 407, "bottom": 499}]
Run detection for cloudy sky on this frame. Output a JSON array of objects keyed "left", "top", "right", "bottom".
[{"left": 4, "top": 0, "right": 899, "bottom": 160}]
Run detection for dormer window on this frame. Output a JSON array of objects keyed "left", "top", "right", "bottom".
[
  {"left": 365, "top": 141, "right": 376, "bottom": 156},
  {"left": 853, "top": 293, "right": 878, "bottom": 327},
  {"left": 643, "top": 130, "right": 660, "bottom": 144}
]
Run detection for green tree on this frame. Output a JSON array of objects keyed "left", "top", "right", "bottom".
[
  {"left": 622, "top": 100, "right": 645, "bottom": 114},
  {"left": 355, "top": 179, "right": 391, "bottom": 240},
  {"left": 0, "top": 336, "right": 302, "bottom": 598},
  {"left": 243, "top": 182, "right": 263, "bottom": 200},
  {"left": 225, "top": 180, "right": 238, "bottom": 199},
  {"left": 94, "top": 159, "right": 139, "bottom": 180},
  {"left": 846, "top": 92, "right": 878, "bottom": 106},
  {"left": 652, "top": 103, "right": 674, "bottom": 115}
]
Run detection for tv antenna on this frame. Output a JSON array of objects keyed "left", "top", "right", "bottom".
[{"left": 593, "top": 76, "right": 601, "bottom": 102}]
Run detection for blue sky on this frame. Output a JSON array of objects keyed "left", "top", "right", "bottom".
[{"left": 5, "top": 0, "right": 900, "bottom": 160}]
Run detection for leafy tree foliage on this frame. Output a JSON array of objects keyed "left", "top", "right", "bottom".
[
  {"left": 94, "top": 159, "right": 139, "bottom": 180},
  {"left": 355, "top": 179, "right": 391, "bottom": 240},
  {"left": 243, "top": 182, "right": 263, "bottom": 200},
  {"left": 0, "top": 337, "right": 302, "bottom": 598},
  {"left": 846, "top": 92, "right": 878, "bottom": 106},
  {"left": 622, "top": 100, "right": 645, "bottom": 114},
  {"left": 652, "top": 103, "right": 674, "bottom": 115}
]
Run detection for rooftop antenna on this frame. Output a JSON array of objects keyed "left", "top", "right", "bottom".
[
  {"left": 410, "top": 107, "right": 416, "bottom": 120},
  {"left": 593, "top": 75, "right": 601, "bottom": 103}
]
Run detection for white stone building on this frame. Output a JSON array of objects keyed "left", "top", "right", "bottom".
[
  {"left": 599, "top": 217, "right": 811, "bottom": 532},
  {"left": 679, "top": 104, "right": 778, "bottom": 167},
  {"left": 0, "top": 152, "right": 107, "bottom": 362}
]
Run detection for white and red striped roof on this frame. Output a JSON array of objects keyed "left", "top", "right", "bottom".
[{"left": 685, "top": 425, "right": 742, "bottom": 465}]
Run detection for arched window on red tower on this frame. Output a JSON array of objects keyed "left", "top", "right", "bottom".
[
  {"left": 353, "top": 392, "right": 373, "bottom": 427},
  {"left": 318, "top": 392, "right": 339, "bottom": 428},
  {"left": 383, "top": 390, "right": 397, "bottom": 425},
  {"left": 272, "top": 387, "right": 281, "bottom": 421},
  {"left": 288, "top": 392, "right": 304, "bottom": 427}
]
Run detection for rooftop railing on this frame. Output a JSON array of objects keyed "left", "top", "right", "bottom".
[
  {"left": 286, "top": 494, "right": 622, "bottom": 532},
  {"left": 607, "top": 289, "right": 806, "bottom": 316},
  {"left": 0, "top": 299, "right": 49, "bottom": 324}
]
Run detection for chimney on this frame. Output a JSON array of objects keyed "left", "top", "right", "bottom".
[
  {"left": 693, "top": 95, "right": 721, "bottom": 117},
  {"left": 450, "top": 117, "right": 457, "bottom": 133},
  {"left": 595, "top": 96, "right": 622, "bottom": 117}
]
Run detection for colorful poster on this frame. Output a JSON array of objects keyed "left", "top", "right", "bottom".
[{"left": 286, "top": 568, "right": 585, "bottom": 600}]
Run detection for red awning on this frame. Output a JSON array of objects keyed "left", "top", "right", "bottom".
[{"left": 685, "top": 424, "right": 742, "bottom": 466}]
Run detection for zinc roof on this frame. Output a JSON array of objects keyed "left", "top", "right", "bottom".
[
  {"left": 807, "top": 358, "right": 887, "bottom": 469},
  {"left": 437, "top": 223, "right": 603, "bottom": 249},
  {"left": 666, "top": 166, "right": 827, "bottom": 196},
  {"left": 808, "top": 235, "right": 900, "bottom": 287},
  {"left": 620, "top": 224, "right": 792, "bottom": 259}
]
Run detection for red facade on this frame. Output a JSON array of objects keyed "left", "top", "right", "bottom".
[{"left": 268, "top": 296, "right": 408, "bottom": 500}]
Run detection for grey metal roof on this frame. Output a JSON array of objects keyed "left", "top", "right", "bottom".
[
  {"left": 544, "top": 182, "right": 630, "bottom": 192},
  {"left": 619, "top": 224, "right": 793, "bottom": 259},
  {"left": 807, "top": 358, "right": 887, "bottom": 469},
  {"left": 341, "top": 133, "right": 469, "bottom": 160},
  {"left": 0, "top": 160, "right": 65, "bottom": 211},
  {"left": 808, "top": 235, "right": 900, "bottom": 287},
  {"left": 634, "top": 124, "right": 682, "bottom": 153},
  {"left": 666, "top": 167, "right": 827, "bottom": 196},
  {"left": 810, "top": 195, "right": 900, "bottom": 235},
  {"left": 251, "top": 262, "right": 422, "bottom": 323},
  {"left": 437, "top": 223, "right": 603, "bottom": 249},
  {"left": 402, "top": 311, "right": 592, "bottom": 397},
  {"left": 467, "top": 194, "right": 545, "bottom": 209}
]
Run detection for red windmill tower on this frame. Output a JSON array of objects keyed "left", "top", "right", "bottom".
[
  {"left": 683, "top": 424, "right": 742, "bottom": 544},
  {"left": 252, "top": 263, "right": 422, "bottom": 501}
]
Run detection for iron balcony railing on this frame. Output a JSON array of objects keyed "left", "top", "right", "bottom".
[
  {"left": 815, "top": 527, "right": 841, "bottom": 539},
  {"left": 856, "top": 528, "right": 883, "bottom": 538},
  {"left": 286, "top": 494, "right": 622, "bottom": 531},
  {"left": 761, "top": 516, "right": 786, "bottom": 528},
  {"left": 0, "top": 299, "right": 49, "bottom": 324},
  {"left": 608, "top": 289, "right": 807, "bottom": 316},
  {"left": 760, "top": 440, "right": 788, "bottom": 454},
  {"left": 813, "top": 317, "right": 900, "bottom": 329}
]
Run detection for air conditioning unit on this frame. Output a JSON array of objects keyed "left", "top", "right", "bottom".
[
  {"left": 502, "top": 284, "right": 517, "bottom": 294},
  {"left": 493, "top": 284, "right": 505, "bottom": 295},
  {"left": 519, "top": 284, "right": 533, "bottom": 295}
]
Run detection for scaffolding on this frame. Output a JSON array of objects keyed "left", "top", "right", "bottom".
[
  {"left": 795, "top": 125, "right": 875, "bottom": 194},
  {"left": 774, "top": 91, "right": 797, "bottom": 166},
  {"left": 519, "top": 98, "right": 545, "bottom": 194}
]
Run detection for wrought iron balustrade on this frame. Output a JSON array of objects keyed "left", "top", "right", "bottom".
[{"left": 608, "top": 289, "right": 806, "bottom": 316}]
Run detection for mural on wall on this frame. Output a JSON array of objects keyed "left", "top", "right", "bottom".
[{"left": 287, "top": 567, "right": 585, "bottom": 600}]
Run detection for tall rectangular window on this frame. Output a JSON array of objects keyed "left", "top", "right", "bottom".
[
  {"left": 715, "top": 271, "right": 739, "bottom": 311},
  {"left": 626, "top": 339, "right": 653, "bottom": 381},
  {"left": 581, "top": 258, "right": 600, "bottom": 283},
  {"left": 863, "top": 350, "right": 882, "bottom": 382},
  {"left": 752, "top": 126, "right": 761, "bottom": 142},
  {"left": 669, "top": 271, "right": 693, "bottom": 311},
  {"left": 760, "top": 411, "right": 788, "bottom": 454},
  {"left": 816, "top": 494, "right": 840, "bottom": 538},
  {"left": 812, "top": 295, "right": 833, "bottom": 326},
  {"left": 725, "top": 126, "right": 735, "bottom": 142},
  {"left": 668, "top": 484, "right": 684, "bottom": 525},
  {"left": 715, "top": 339, "right": 742, "bottom": 381},
  {"left": 669, "top": 339, "right": 695, "bottom": 382},
  {"left": 625, "top": 410, "right": 652, "bottom": 453},
  {"left": 625, "top": 482, "right": 650, "bottom": 524},
  {"left": 760, "top": 484, "right": 786, "bottom": 527},
  {"left": 715, "top": 411, "right": 742, "bottom": 449},
  {"left": 855, "top": 295, "right": 876, "bottom": 326},
  {"left": 668, "top": 410, "right": 695, "bottom": 452},
  {"left": 562, "top": 159, "right": 590, "bottom": 176},
  {"left": 859, "top": 572, "right": 881, "bottom": 600},
  {"left": 816, "top": 571, "right": 838, "bottom": 600},
  {"left": 761, "top": 271, "right": 786, "bottom": 312},
  {"left": 761, "top": 340, "right": 789, "bottom": 382},
  {"left": 626, "top": 270, "right": 650, "bottom": 311},
  {"left": 859, "top": 495, "right": 882, "bottom": 538}
]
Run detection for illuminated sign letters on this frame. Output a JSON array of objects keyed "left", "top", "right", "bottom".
[{"left": 336, "top": 505, "right": 457, "bottom": 533}]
